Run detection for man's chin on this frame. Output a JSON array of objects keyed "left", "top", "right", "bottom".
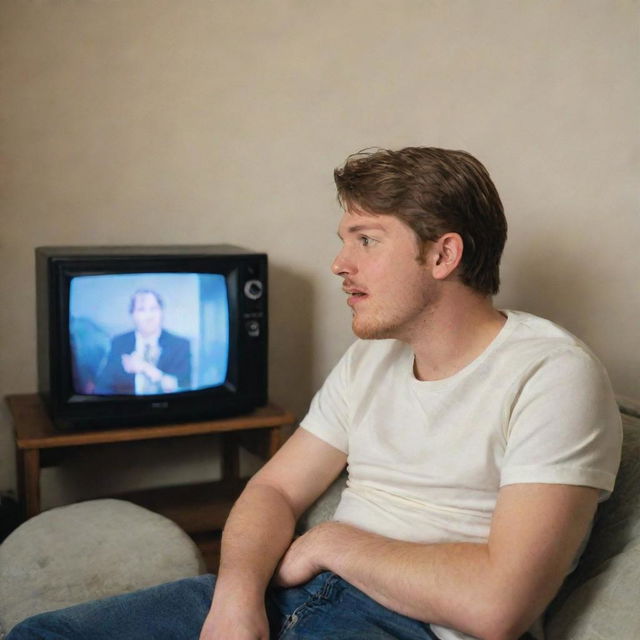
[{"left": 352, "top": 318, "right": 395, "bottom": 341}]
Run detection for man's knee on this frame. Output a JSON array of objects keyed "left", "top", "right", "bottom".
[
  {"left": 5, "top": 574, "right": 217, "bottom": 640},
  {"left": 6, "top": 611, "right": 68, "bottom": 639}
]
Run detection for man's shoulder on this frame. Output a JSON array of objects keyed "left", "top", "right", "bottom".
[
  {"left": 159, "top": 330, "right": 190, "bottom": 348},
  {"left": 111, "top": 331, "right": 135, "bottom": 349},
  {"left": 499, "top": 310, "right": 607, "bottom": 382},
  {"left": 501, "top": 310, "right": 595, "bottom": 359}
]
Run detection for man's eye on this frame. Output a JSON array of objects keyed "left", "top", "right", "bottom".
[{"left": 359, "top": 236, "right": 373, "bottom": 247}]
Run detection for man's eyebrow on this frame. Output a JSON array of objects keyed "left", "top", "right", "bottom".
[{"left": 337, "top": 223, "right": 387, "bottom": 240}]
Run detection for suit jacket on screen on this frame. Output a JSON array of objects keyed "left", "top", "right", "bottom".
[{"left": 95, "top": 330, "right": 191, "bottom": 394}]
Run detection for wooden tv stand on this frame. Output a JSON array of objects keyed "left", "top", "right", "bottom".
[{"left": 6, "top": 394, "right": 295, "bottom": 545}]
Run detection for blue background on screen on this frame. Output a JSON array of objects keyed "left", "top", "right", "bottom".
[{"left": 69, "top": 273, "right": 229, "bottom": 395}]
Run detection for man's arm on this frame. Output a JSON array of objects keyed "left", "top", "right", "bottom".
[
  {"left": 199, "top": 428, "right": 347, "bottom": 640},
  {"left": 275, "top": 482, "right": 598, "bottom": 640},
  {"left": 94, "top": 337, "right": 130, "bottom": 394}
]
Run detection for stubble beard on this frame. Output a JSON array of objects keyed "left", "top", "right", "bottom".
[
  {"left": 351, "top": 287, "right": 440, "bottom": 341},
  {"left": 352, "top": 312, "right": 404, "bottom": 340}
]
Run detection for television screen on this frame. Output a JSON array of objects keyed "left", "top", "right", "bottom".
[{"left": 69, "top": 272, "right": 229, "bottom": 397}]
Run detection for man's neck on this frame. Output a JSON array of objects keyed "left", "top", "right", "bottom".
[
  {"left": 136, "top": 329, "right": 162, "bottom": 343},
  {"left": 409, "top": 287, "right": 506, "bottom": 382}
]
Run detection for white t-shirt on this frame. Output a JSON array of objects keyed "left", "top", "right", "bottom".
[{"left": 300, "top": 310, "right": 622, "bottom": 640}]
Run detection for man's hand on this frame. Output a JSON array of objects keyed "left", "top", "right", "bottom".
[
  {"left": 121, "top": 351, "right": 146, "bottom": 374},
  {"left": 122, "top": 352, "right": 163, "bottom": 382},
  {"left": 199, "top": 602, "right": 269, "bottom": 640},
  {"left": 274, "top": 523, "right": 334, "bottom": 588}
]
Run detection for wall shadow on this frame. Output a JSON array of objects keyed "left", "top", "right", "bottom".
[
  {"left": 267, "top": 261, "right": 315, "bottom": 423},
  {"left": 498, "top": 235, "right": 605, "bottom": 353}
]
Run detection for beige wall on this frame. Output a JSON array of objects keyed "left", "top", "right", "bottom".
[{"left": 1, "top": 0, "right": 638, "bottom": 504}]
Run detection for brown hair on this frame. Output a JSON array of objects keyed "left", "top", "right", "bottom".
[
  {"left": 334, "top": 147, "right": 507, "bottom": 295},
  {"left": 129, "top": 289, "right": 164, "bottom": 314}
]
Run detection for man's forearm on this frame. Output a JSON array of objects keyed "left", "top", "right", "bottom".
[
  {"left": 215, "top": 480, "right": 297, "bottom": 597},
  {"left": 314, "top": 523, "right": 515, "bottom": 638},
  {"left": 278, "top": 522, "right": 508, "bottom": 638},
  {"left": 200, "top": 481, "right": 298, "bottom": 639}
]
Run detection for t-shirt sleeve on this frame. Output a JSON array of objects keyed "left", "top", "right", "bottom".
[
  {"left": 501, "top": 346, "right": 622, "bottom": 498},
  {"left": 299, "top": 348, "right": 351, "bottom": 454}
]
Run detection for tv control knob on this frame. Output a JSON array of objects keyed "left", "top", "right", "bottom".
[
  {"left": 246, "top": 320, "right": 260, "bottom": 337},
  {"left": 244, "top": 279, "right": 264, "bottom": 300}
]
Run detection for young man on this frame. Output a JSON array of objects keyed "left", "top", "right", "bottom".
[{"left": 10, "top": 148, "right": 621, "bottom": 640}]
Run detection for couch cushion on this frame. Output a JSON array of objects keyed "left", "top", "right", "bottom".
[
  {"left": 0, "top": 499, "right": 205, "bottom": 636},
  {"left": 545, "top": 412, "right": 640, "bottom": 640},
  {"left": 298, "top": 471, "right": 346, "bottom": 532}
]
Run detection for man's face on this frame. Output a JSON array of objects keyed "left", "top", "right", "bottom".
[
  {"left": 332, "top": 208, "right": 440, "bottom": 341},
  {"left": 131, "top": 293, "right": 163, "bottom": 338}
]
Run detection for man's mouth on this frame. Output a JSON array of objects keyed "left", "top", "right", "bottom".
[{"left": 343, "top": 286, "right": 368, "bottom": 306}]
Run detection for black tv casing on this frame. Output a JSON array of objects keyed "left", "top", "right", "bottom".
[{"left": 36, "top": 244, "right": 268, "bottom": 431}]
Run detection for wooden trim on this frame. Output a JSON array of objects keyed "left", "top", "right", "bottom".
[{"left": 7, "top": 394, "right": 295, "bottom": 449}]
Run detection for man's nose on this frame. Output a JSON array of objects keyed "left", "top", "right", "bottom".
[{"left": 331, "top": 247, "right": 354, "bottom": 276}]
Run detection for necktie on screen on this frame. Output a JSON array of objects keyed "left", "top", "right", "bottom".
[{"left": 141, "top": 343, "right": 159, "bottom": 394}]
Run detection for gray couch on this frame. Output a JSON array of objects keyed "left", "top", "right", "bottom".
[{"left": 1, "top": 408, "right": 639, "bottom": 639}]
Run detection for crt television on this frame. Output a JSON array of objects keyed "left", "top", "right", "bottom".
[{"left": 36, "top": 245, "right": 268, "bottom": 431}]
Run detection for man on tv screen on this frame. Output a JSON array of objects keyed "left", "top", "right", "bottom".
[
  {"left": 95, "top": 289, "right": 192, "bottom": 395},
  {"left": 9, "top": 147, "right": 622, "bottom": 640}
]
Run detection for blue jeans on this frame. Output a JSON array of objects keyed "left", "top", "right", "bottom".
[{"left": 7, "top": 572, "right": 440, "bottom": 639}]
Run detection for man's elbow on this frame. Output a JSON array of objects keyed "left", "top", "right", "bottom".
[
  {"left": 470, "top": 595, "right": 540, "bottom": 640},
  {"left": 477, "top": 618, "right": 530, "bottom": 640},
  {"left": 445, "top": 575, "right": 546, "bottom": 640}
]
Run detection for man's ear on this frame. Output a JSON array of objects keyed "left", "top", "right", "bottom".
[{"left": 431, "top": 233, "right": 463, "bottom": 281}]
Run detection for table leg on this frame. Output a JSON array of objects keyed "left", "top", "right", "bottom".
[
  {"left": 16, "top": 448, "right": 41, "bottom": 518},
  {"left": 222, "top": 433, "right": 240, "bottom": 481},
  {"left": 268, "top": 426, "right": 285, "bottom": 458}
]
